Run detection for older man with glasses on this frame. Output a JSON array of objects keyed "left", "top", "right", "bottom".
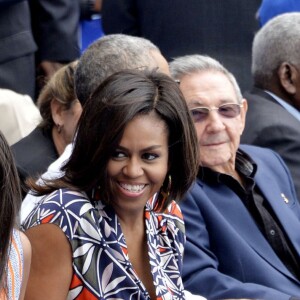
[{"left": 170, "top": 55, "right": 300, "bottom": 299}]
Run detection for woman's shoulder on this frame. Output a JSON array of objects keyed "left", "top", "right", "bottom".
[
  {"left": 32, "top": 188, "right": 91, "bottom": 213},
  {"left": 22, "top": 188, "right": 96, "bottom": 236}
]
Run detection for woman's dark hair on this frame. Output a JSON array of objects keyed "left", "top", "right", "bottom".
[
  {"left": 0, "top": 131, "right": 22, "bottom": 288},
  {"left": 37, "top": 60, "right": 78, "bottom": 131},
  {"left": 29, "top": 69, "right": 199, "bottom": 210}
]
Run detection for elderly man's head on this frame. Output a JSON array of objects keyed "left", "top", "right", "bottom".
[
  {"left": 75, "top": 34, "right": 170, "bottom": 105},
  {"left": 170, "top": 55, "right": 247, "bottom": 174},
  {"left": 252, "top": 12, "right": 300, "bottom": 110}
]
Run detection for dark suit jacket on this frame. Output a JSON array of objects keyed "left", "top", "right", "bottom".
[
  {"left": 241, "top": 88, "right": 300, "bottom": 202},
  {"left": 11, "top": 126, "right": 58, "bottom": 192},
  {"left": 180, "top": 145, "right": 300, "bottom": 299},
  {"left": 101, "top": 0, "right": 260, "bottom": 92},
  {"left": 0, "top": 0, "right": 37, "bottom": 98},
  {"left": 29, "top": 0, "right": 80, "bottom": 63}
]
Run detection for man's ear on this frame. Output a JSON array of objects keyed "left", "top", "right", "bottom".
[
  {"left": 278, "top": 62, "right": 297, "bottom": 95},
  {"left": 239, "top": 98, "right": 248, "bottom": 135}
]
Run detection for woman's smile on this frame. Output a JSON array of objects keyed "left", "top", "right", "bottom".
[{"left": 118, "top": 182, "right": 147, "bottom": 197}]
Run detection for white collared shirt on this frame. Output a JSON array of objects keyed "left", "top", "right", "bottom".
[{"left": 21, "top": 143, "right": 73, "bottom": 223}]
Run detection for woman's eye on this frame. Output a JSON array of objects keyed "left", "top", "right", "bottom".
[
  {"left": 112, "top": 150, "right": 126, "bottom": 159},
  {"left": 142, "top": 153, "right": 159, "bottom": 161}
]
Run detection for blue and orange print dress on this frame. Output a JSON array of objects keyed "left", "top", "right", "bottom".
[
  {"left": 22, "top": 189, "right": 186, "bottom": 299},
  {"left": 0, "top": 229, "right": 24, "bottom": 300}
]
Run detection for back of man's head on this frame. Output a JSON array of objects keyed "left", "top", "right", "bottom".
[
  {"left": 252, "top": 12, "right": 300, "bottom": 89},
  {"left": 75, "top": 34, "right": 166, "bottom": 105}
]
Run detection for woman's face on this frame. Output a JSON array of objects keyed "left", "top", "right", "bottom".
[{"left": 107, "top": 112, "right": 169, "bottom": 214}]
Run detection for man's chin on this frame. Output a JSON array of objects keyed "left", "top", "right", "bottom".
[{"left": 200, "top": 156, "right": 230, "bottom": 170}]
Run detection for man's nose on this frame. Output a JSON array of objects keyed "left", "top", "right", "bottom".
[{"left": 205, "top": 110, "right": 226, "bottom": 132}]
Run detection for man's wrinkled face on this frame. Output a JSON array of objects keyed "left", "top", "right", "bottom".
[{"left": 179, "top": 70, "right": 247, "bottom": 174}]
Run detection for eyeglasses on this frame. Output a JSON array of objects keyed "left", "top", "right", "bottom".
[{"left": 190, "top": 103, "right": 243, "bottom": 123}]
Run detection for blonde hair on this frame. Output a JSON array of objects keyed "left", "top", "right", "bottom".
[{"left": 38, "top": 60, "right": 78, "bottom": 131}]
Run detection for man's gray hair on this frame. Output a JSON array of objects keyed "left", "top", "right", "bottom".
[
  {"left": 252, "top": 12, "right": 300, "bottom": 89},
  {"left": 169, "top": 54, "right": 243, "bottom": 103},
  {"left": 75, "top": 34, "right": 161, "bottom": 105}
]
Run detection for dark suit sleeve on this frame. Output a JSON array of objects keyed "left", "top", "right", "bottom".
[
  {"left": 30, "top": 0, "right": 80, "bottom": 62},
  {"left": 101, "top": 0, "right": 140, "bottom": 35},
  {"left": 180, "top": 190, "right": 293, "bottom": 299}
]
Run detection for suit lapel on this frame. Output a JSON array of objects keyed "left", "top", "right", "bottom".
[
  {"left": 203, "top": 180, "right": 298, "bottom": 280},
  {"left": 254, "top": 164, "right": 300, "bottom": 264}
]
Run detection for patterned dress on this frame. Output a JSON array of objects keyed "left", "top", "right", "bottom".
[
  {"left": 22, "top": 189, "right": 186, "bottom": 299},
  {"left": 0, "top": 229, "right": 23, "bottom": 300}
]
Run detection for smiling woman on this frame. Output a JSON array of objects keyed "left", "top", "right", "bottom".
[
  {"left": 21, "top": 69, "right": 199, "bottom": 300},
  {"left": 107, "top": 112, "right": 169, "bottom": 217}
]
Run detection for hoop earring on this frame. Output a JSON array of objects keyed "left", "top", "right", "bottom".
[{"left": 161, "top": 174, "right": 172, "bottom": 202}]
